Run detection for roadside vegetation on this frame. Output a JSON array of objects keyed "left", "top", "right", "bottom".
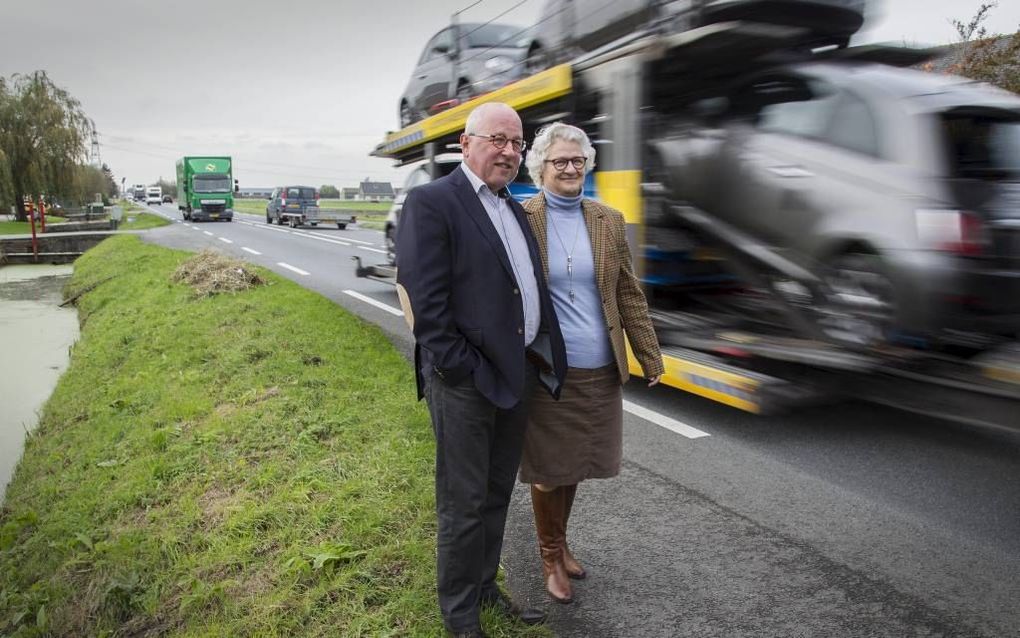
[
  {"left": 118, "top": 200, "right": 170, "bottom": 231},
  {"left": 0, "top": 216, "right": 68, "bottom": 235},
  {"left": 0, "top": 235, "right": 547, "bottom": 637}
]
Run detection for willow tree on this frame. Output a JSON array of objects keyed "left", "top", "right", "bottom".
[{"left": 0, "top": 71, "right": 94, "bottom": 220}]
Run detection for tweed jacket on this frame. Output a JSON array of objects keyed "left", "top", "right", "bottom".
[{"left": 523, "top": 192, "right": 664, "bottom": 384}]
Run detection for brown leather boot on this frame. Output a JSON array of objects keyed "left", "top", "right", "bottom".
[
  {"left": 531, "top": 485, "right": 573, "bottom": 604},
  {"left": 561, "top": 483, "right": 587, "bottom": 580}
]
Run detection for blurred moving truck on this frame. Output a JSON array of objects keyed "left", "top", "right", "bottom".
[
  {"left": 176, "top": 156, "right": 236, "bottom": 222},
  {"left": 145, "top": 186, "right": 162, "bottom": 205}
]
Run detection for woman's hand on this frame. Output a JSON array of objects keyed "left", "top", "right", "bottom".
[{"left": 647, "top": 375, "right": 661, "bottom": 387}]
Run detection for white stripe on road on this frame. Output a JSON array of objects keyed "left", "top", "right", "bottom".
[
  {"left": 357, "top": 245, "right": 388, "bottom": 255},
  {"left": 192, "top": 226, "right": 202, "bottom": 231},
  {"left": 623, "top": 400, "right": 711, "bottom": 439},
  {"left": 291, "top": 231, "right": 351, "bottom": 247},
  {"left": 342, "top": 290, "right": 404, "bottom": 316},
  {"left": 203, "top": 231, "right": 214, "bottom": 236},
  {"left": 277, "top": 262, "right": 310, "bottom": 276},
  {"left": 241, "top": 247, "right": 261, "bottom": 255},
  {"left": 308, "top": 231, "right": 374, "bottom": 245},
  {"left": 218, "top": 237, "right": 233, "bottom": 244}
]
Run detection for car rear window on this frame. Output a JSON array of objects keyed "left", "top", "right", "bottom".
[
  {"left": 941, "top": 113, "right": 1020, "bottom": 180},
  {"left": 286, "top": 187, "right": 316, "bottom": 199},
  {"left": 462, "top": 24, "right": 526, "bottom": 49}
]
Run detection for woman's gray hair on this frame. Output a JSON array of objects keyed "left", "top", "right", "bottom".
[{"left": 525, "top": 122, "right": 597, "bottom": 187}]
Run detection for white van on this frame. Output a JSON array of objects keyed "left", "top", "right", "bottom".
[{"left": 145, "top": 186, "right": 162, "bottom": 205}]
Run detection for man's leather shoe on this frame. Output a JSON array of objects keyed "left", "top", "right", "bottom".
[
  {"left": 482, "top": 590, "right": 547, "bottom": 625},
  {"left": 447, "top": 630, "right": 487, "bottom": 638}
]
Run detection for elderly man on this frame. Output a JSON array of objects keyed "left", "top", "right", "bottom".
[{"left": 396, "top": 102, "right": 567, "bottom": 637}]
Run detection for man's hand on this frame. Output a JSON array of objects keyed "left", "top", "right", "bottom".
[{"left": 648, "top": 375, "right": 661, "bottom": 387}]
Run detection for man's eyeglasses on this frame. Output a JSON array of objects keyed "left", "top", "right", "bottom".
[
  {"left": 467, "top": 133, "right": 527, "bottom": 152},
  {"left": 544, "top": 157, "right": 586, "bottom": 171}
]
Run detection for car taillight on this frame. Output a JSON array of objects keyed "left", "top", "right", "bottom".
[
  {"left": 280, "top": 197, "right": 287, "bottom": 206},
  {"left": 915, "top": 209, "right": 986, "bottom": 256}
]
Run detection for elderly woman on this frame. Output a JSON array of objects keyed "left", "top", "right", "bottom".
[{"left": 519, "top": 122, "right": 664, "bottom": 604}]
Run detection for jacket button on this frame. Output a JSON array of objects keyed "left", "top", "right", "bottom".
[
  {"left": 517, "top": 328, "right": 523, "bottom": 335},
  {"left": 513, "top": 288, "right": 520, "bottom": 295}
]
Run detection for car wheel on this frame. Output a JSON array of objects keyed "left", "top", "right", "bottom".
[
  {"left": 399, "top": 101, "right": 416, "bottom": 128},
  {"left": 817, "top": 252, "right": 895, "bottom": 347},
  {"left": 266, "top": 211, "right": 272, "bottom": 223},
  {"left": 385, "top": 225, "right": 396, "bottom": 265},
  {"left": 455, "top": 80, "right": 473, "bottom": 105},
  {"left": 337, "top": 223, "right": 347, "bottom": 230},
  {"left": 525, "top": 44, "right": 549, "bottom": 75}
]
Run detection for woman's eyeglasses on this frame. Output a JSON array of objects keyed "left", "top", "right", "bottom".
[{"left": 544, "top": 157, "right": 586, "bottom": 171}]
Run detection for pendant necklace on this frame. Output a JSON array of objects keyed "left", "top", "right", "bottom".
[{"left": 548, "top": 208, "right": 584, "bottom": 304}]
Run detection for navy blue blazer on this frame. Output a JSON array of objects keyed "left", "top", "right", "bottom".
[{"left": 395, "top": 166, "right": 566, "bottom": 409}]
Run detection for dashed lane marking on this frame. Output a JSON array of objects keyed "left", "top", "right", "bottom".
[
  {"left": 241, "top": 247, "right": 261, "bottom": 255},
  {"left": 277, "top": 262, "right": 310, "bottom": 276},
  {"left": 203, "top": 231, "right": 214, "bottom": 236},
  {"left": 622, "top": 400, "right": 711, "bottom": 439},
  {"left": 342, "top": 290, "right": 404, "bottom": 316},
  {"left": 218, "top": 237, "right": 233, "bottom": 244},
  {"left": 357, "top": 246, "right": 388, "bottom": 255}
]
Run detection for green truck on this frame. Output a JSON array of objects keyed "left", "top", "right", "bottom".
[{"left": 176, "top": 156, "right": 236, "bottom": 222}]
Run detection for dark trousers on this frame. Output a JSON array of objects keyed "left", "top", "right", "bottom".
[{"left": 423, "top": 365, "right": 536, "bottom": 633}]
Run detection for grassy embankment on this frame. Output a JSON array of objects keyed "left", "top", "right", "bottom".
[
  {"left": 118, "top": 201, "right": 171, "bottom": 231},
  {"left": 0, "top": 217, "right": 69, "bottom": 235},
  {"left": 232, "top": 199, "right": 391, "bottom": 230},
  {"left": 0, "top": 235, "right": 547, "bottom": 637},
  {"left": 0, "top": 200, "right": 169, "bottom": 235}
]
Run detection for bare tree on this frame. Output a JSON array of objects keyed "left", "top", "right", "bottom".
[{"left": 946, "top": 2, "right": 1020, "bottom": 94}]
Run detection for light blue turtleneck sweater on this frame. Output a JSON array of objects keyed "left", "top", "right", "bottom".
[{"left": 544, "top": 189, "right": 614, "bottom": 369}]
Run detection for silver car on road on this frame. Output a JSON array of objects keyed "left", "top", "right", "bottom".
[{"left": 652, "top": 61, "right": 1020, "bottom": 346}]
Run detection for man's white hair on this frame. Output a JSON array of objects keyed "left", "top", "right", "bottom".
[{"left": 525, "top": 122, "right": 596, "bottom": 187}]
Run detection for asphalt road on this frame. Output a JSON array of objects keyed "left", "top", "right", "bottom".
[{"left": 139, "top": 202, "right": 1020, "bottom": 638}]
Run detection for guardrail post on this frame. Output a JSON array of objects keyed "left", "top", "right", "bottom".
[
  {"left": 28, "top": 201, "right": 39, "bottom": 262},
  {"left": 38, "top": 198, "right": 47, "bottom": 233}
]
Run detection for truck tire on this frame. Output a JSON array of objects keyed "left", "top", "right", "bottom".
[
  {"left": 276, "top": 215, "right": 284, "bottom": 226},
  {"left": 337, "top": 223, "right": 347, "bottom": 230},
  {"left": 310, "top": 222, "right": 318, "bottom": 227},
  {"left": 266, "top": 212, "right": 272, "bottom": 224}
]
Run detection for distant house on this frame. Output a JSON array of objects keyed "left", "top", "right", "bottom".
[
  {"left": 358, "top": 180, "right": 395, "bottom": 202},
  {"left": 238, "top": 187, "right": 273, "bottom": 198},
  {"left": 341, "top": 187, "right": 359, "bottom": 200}
]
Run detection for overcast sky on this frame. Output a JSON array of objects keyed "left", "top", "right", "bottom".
[{"left": 2, "top": 0, "right": 1018, "bottom": 191}]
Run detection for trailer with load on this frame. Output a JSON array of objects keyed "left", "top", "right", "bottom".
[
  {"left": 265, "top": 185, "right": 358, "bottom": 229},
  {"left": 363, "top": 13, "right": 1020, "bottom": 431}
]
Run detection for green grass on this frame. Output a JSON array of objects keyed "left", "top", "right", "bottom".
[
  {"left": 119, "top": 212, "right": 171, "bottom": 231},
  {"left": 0, "top": 235, "right": 548, "bottom": 637},
  {"left": 0, "top": 217, "right": 69, "bottom": 235}
]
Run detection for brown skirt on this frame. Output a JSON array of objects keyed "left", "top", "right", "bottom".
[{"left": 519, "top": 364, "right": 623, "bottom": 485}]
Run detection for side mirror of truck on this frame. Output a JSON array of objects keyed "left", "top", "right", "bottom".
[{"left": 234, "top": 179, "right": 239, "bottom": 193}]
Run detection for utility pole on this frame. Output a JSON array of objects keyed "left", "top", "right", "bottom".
[{"left": 90, "top": 128, "right": 101, "bottom": 168}]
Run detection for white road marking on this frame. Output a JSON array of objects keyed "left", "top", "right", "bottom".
[
  {"left": 342, "top": 290, "right": 404, "bottom": 316},
  {"left": 622, "top": 400, "right": 711, "bottom": 439},
  {"left": 277, "top": 262, "right": 310, "bottom": 276},
  {"left": 291, "top": 231, "right": 351, "bottom": 247},
  {"left": 192, "top": 226, "right": 202, "bottom": 231},
  {"left": 241, "top": 247, "right": 261, "bottom": 255},
  {"left": 203, "top": 231, "right": 214, "bottom": 236},
  {"left": 308, "top": 231, "right": 373, "bottom": 245},
  {"left": 218, "top": 237, "right": 234, "bottom": 244},
  {"left": 357, "top": 246, "right": 388, "bottom": 254}
]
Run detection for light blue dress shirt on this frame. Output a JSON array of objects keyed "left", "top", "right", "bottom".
[{"left": 461, "top": 163, "right": 540, "bottom": 346}]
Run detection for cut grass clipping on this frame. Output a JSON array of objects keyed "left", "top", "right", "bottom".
[
  {"left": 0, "top": 235, "right": 549, "bottom": 637},
  {"left": 172, "top": 250, "right": 267, "bottom": 297}
]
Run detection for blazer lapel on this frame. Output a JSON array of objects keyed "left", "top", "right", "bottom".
[
  {"left": 450, "top": 168, "right": 515, "bottom": 282},
  {"left": 582, "top": 198, "right": 609, "bottom": 300}
]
